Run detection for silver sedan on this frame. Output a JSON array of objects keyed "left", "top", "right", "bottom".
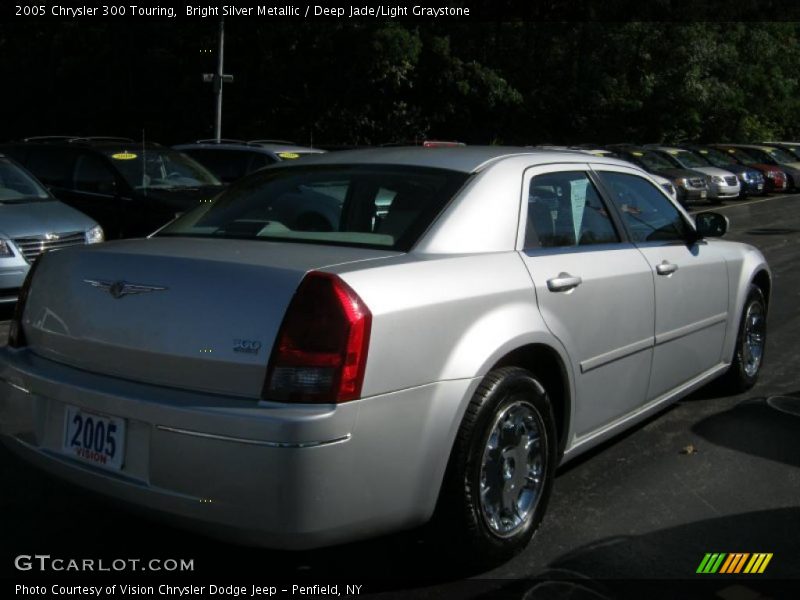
[{"left": 0, "top": 147, "right": 770, "bottom": 564}]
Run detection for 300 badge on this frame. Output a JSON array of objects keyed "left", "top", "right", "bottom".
[{"left": 233, "top": 339, "right": 262, "bottom": 355}]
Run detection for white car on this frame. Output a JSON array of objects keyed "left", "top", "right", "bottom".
[{"left": 0, "top": 147, "right": 770, "bottom": 564}]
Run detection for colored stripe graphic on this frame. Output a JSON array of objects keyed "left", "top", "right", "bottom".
[
  {"left": 698, "top": 553, "right": 773, "bottom": 574},
  {"left": 697, "top": 553, "right": 727, "bottom": 573}
]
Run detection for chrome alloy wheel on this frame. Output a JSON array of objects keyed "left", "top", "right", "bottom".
[
  {"left": 742, "top": 300, "right": 766, "bottom": 378},
  {"left": 479, "top": 400, "right": 546, "bottom": 537}
]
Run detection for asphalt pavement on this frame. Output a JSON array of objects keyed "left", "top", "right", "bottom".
[{"left": 1, "top": 194, "right": 799, "bottom": 598}]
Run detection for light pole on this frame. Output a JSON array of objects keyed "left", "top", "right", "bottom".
[{"left": 202, "top": 17, "right": 234, "bottom": 141}]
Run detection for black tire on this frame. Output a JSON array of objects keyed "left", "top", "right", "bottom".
[
  {"left": 719, "top": 284, "right": 767, "bottom": 393},
  {"left": 435, "top": 367, "right": 557, "bottom": 566}
]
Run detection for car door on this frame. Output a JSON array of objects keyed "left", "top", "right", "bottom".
[
  {"left": 64, "top": 152, "right": 128, "bottom": 235},
  {"left": 519, "top": 164, "right": 656, "bottom": 439},
  {"left": 593, "top": 166, "right": 729, "bottom": 401}
]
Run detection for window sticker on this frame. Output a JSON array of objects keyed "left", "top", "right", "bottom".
[
  {"left": 277, "top": 152, "right": 300, "bottom": 159},
  {"left": 111, "top": 152, "right": 138, "bottom": 160},
  {"left": 570, "top": 179, "right": 589, "bottom": 239}
]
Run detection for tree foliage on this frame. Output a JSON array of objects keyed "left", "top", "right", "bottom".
[{"left": 1, "top": 21, "right": 799, "bottom": 145}]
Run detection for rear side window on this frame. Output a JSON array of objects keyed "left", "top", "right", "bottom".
[
  {"left": 25, "top": 147, "right": 75, "bottom": 187},
  {"left": 157, "top": 165, "right": 469, "bottom": 251},
  {"left": 525, "top": 171, "right": 619, "bottom": 249},
  {"left": 598, "top": 172, "right": 692, "bottom": 243}
]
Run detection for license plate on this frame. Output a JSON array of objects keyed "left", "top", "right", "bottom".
[
  {"left": 700, "top": 191, "right": 707, "bottom": 198},
  {"left": 63, "top": 406, "right": 126, "bottom": 471},
  {"left": 758, "top": 184, "right": 764, "bottom": 190}
]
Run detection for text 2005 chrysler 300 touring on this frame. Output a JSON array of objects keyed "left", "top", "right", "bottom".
[{"left": 0, "top": 147, "right": 770, "bottom": 563}]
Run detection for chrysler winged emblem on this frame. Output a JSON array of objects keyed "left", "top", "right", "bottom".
[{"left": 83, "top": 279, "right": 167, "bottom": 299}]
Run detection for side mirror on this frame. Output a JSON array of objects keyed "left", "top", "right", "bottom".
[{"left": 695, "top": 211, "right": 729, "bottom": 238}]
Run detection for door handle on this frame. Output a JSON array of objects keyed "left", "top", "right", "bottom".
[
  {"left": 547, "top": 273, "right": 583, "bottom": 292},
  {"left": 656, "top": 261, "right": 679, "bottom": 276}
]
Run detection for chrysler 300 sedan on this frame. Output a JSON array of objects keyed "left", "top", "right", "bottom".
[{"left": 0, "top": 147, "right": 770, "bottom": 564}]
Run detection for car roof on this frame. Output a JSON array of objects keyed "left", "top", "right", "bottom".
[
  {"left": 277, "top": 146, "right": 634, "bottom": 174},
  {"left": 725, "top": 144, "right": 778, "bottom": 152},
  {"left": 174, "top": 142, "right": 323, "bottom": 155},
  {"left": 9, "top": 139, "right": 163, "bottom": 151},
  {"left": 650, "top": 145, "right": 692, "bottom": 152}
]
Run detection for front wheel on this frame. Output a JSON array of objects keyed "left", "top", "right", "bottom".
[
  {"left": 719, "top": 284, "right": 767, "bottom": 393},
  {"left": 436, "top": 367, "right": 557, "bottom": 565}
]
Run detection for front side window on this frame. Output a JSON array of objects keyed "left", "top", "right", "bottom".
[
  {"left": 525, "top": 171, "right": 619, "bottom": 249},
  {"left": 598, "top": 172, "right": 693, "bottom": 243},
  {"left": 157, "top": 165, "right": 469, "bottom": 251}
]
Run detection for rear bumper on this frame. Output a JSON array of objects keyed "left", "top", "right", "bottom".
[{"left": 0, "top": 348, "right": 476, "bottom": 549}]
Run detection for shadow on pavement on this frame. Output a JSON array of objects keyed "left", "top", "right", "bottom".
[
  {"left": 479, "top": 507, "right": 800, "bottom": 600},
  {"left": 692, "top": 394, "right": 800, "bottom": 468}
]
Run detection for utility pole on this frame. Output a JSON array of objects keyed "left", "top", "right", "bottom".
[{"left": 202, "top": 17, "right": 234, "bottom": 141}]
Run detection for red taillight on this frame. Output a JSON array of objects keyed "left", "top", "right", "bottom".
[
  {"left": 263, "top": 272, "right": 371, "bottom": 403},
  {"left": 8, "top": 258, "right": 42, "bottom": 348}
]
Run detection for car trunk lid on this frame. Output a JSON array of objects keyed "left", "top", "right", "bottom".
[{"left": 22, "top": 237, "right": 398, "bottom": 398}]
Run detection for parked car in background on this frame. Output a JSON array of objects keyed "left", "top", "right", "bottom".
[
  {"left": 573, "top": 146, "right": 678, "bottom": 201},
  {"left": 0, "top": 147, "right": 770, "bottom": 564},
  {"left": 0, "top": 137, "right": 224, "bottom": 239},
  {"left": 710, "top": 145, "right": 791, "bottom": 193},
  {"left": 0, "top": 153, "right": 102, "bottom": 303},
  {"left": 607, "top": 145, "right": 708, "bottom": 205},
  {"left": 761, "top": 141, "right": 800, "bottom": 161},
  {"left": 715, "top": 144, "right": 800, "bottom": 191},
  {"left": 645, "top": 146, "right": 740, "bottom": 202},
  {"left": 173, "top": 140, "right": 326, "bottom": 184},
  {"left": 679, "top": 145, "right": 765, "bottom": 197}
]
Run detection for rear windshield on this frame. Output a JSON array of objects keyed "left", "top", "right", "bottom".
[
  {"left": 157, "top": 165, "right": 469, "bottom": 251},
  {"left": 0, "top": 158, "right": 50, "bottom": 203}
]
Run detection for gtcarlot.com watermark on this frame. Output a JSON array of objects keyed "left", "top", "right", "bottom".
[{"left": 14, "top": 554, "right": 194, "bottom": 572}]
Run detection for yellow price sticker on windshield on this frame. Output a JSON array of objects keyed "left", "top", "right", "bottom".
[
  {"left": 699, "top": 150, "right": 708, "bottom": 154},
  {"left": 111, "top": 152, "right": 138, "bottom": 160},
  {"left": 277, "top": 152, "right": 300, "bottom": 159},
  {"left": 632, "top": 151, "right": 644, "bottom": 156},
  {"left": 667, "top": 150, "right": 679, "bottom": 155}
]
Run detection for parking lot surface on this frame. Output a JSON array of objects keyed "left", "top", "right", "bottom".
[{"left": 1, "top": 194, "right": 799, "bottom": 595}]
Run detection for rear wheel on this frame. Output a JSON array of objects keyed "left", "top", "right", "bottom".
[
  {"left": 436, "top": 367, "right": 557, "bottom": 565},
  {"left": 719, "top": 284, "right": 767, "bottom": 393}
]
